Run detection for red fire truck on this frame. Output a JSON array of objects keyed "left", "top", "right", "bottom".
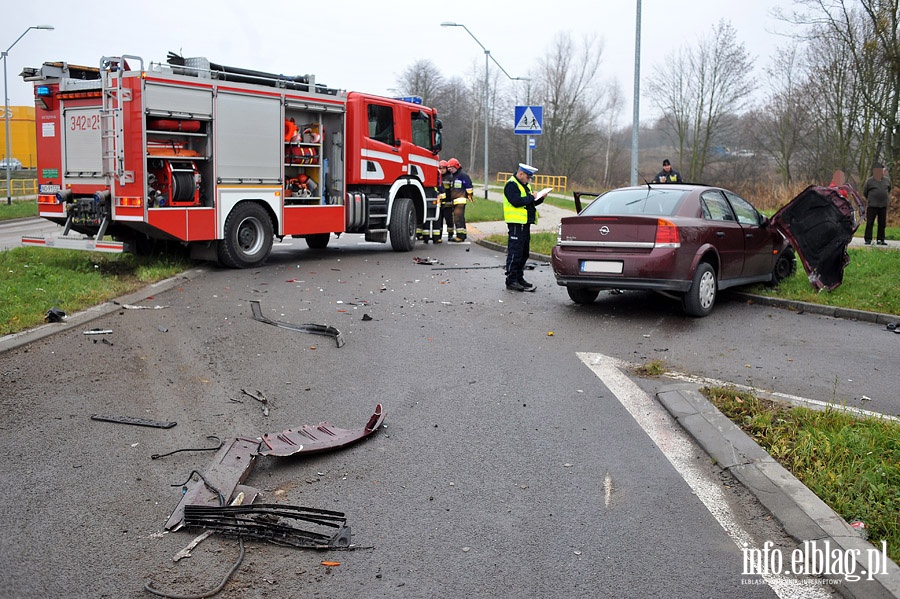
[{"left": 21, "top": 53, "right": 443, "bottom": 267}]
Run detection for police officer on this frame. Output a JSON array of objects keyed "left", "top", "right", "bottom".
[{"left": 504, "top": 163, "right": 543, "bottom": 291}]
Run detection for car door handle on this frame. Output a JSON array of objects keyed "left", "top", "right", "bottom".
[
  {"left": 745, "top": 233, "right": 754, "bottom": 239},
  {"left": 716, "top": 231, "right": 725, "bottom": 238}
]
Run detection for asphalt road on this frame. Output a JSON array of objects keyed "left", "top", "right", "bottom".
[
  {"left": 3, "top": 233, "right": 892, "bottom": 597},
  {"left": 0, "top": 216, "right": 64, "bottom": 251}
]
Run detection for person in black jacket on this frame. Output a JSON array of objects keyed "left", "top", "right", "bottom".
[{"left": 655, "top": 159, "right": 682, "bottom": 183}]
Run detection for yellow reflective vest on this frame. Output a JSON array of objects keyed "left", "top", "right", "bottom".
[{"left": 503, "top": 176, "right": 537, "bottom": 225}]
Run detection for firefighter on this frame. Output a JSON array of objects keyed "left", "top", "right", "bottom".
[
  {"left": 433, "top": 160, "right": 454, "bottom": 243},
  {"left": 446, "top": 158, "right": 474, "bottom": 242}
]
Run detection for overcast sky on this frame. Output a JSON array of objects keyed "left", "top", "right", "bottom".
[{"left": 3, "top": 0, "right": 791, "bottom": 124}]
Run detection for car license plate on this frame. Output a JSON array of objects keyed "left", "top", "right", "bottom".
[
  {"left": 581, "top": 260, "right": 623, "bottom": 274},
  {"left": 39, "top": 184, "right": 61, "bottom": 194}
]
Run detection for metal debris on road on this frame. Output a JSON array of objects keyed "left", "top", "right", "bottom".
[
  {"left": 414, "top": 257, "right": 439, "bottom": 265},
  {"left": 250, "top": 300, "right": 345, "bottom": 347},
  {"left": 241, "top": 388, "right": 269, "bottom": 417},
  {"left": 164, "top": 404, "right": 385, "bottom": 532},
  {"left": 83, "top": 328, "right": 113, "bottom": 335},
  {"left": 90, "top": 414, "right": 177, "bottom": 429},
  {"left": 114, "top": 302, "right": 170, "bottom": 310},
  {"left": 183, "top": 504, "right": 351, "bottom": 549}
]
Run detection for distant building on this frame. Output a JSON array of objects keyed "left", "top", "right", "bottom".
[{"left": 0, "top": 106, "right": 37, "bottom": 168}]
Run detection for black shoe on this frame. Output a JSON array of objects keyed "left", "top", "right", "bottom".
[
  {"left": 506, "top": 281, "right": 527, "bottom": 292},
  {"left": 518, "top": 279, "right": 534, "bottom": 289},
  {"left": 877, "top": 240, "right": 888, "bottom": 245},
  {"left": 864, "top": 240, "right": 872, "bottom": 245}
]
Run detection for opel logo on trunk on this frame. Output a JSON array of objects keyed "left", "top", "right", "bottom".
[{"left": 599, "top": 226, "right": 610, "bottom": 235}]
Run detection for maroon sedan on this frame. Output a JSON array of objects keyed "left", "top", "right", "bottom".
[{"left": 551, "top": 184, "right": 795, "bottom": 317}]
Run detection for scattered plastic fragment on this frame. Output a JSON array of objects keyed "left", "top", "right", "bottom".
[
  {"left": 321, "top": 561, "right": 341, "bottom": 567},
  {"left": 547, "top": 331, "right": 554, "bottom": 336},
  {"left": 83, "top": 328, "right": 113, "bottom": 335},
  {"left": 850, "top": 520, "right": 868, "bottom": 539},
  {"left": 44, "top": 307, "right": 66, "bottom": 322}
]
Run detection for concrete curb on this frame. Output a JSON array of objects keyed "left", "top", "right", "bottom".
[
  {"left": 657, "top": 384, "right": 900, "bottom": 598},
  {"left": 0, "top": 267, "right": 208, "bottom": 355}
]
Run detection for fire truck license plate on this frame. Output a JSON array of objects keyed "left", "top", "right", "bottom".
[{"left": 39, "top": 184, "right": 61, "bottom": 194}]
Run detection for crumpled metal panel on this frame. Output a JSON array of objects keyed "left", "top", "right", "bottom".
[
  {"left": 769, "top": 184, "right": 865, "bottom": 290},
  {"left": 259, "top": 403, "right": 384, "bottom": 457}
]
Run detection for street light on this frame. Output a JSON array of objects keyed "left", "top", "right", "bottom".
[
  {"left": 442, "top": 22, "right": 527, "bottom": 200},
  {"left": 4, "top": 25, "right": 53, "bottom": 205}
]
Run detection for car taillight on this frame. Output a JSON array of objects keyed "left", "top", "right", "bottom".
[{"left": 655, "top": 218, "right": 680, "bottom": 247}]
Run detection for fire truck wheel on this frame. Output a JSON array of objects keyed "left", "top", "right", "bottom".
[
  {"left": 389, "top": 197, "right": 417, "bottom": 252},
  {"left": 218, "top": 203, "right": 274, "bottom": 268},
  {"left": 305, "top": 233, "right": 331, "bottom": 249}
]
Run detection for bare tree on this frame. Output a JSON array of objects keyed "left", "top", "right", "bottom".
[
  {"left": 747, "top": 43, "right": 812, "bottom": 185},
  {"left": 648, "top": 20, "right": 756, "bottom": 180},
  {"left": 531, "top": 32, "right": 608, "bottom": 181},
  {"left": 599, "top": 82, "right": 626, "bottom": 187},
  {"left": 392, "top": 59, "right": 445, "bottom": 107},
  {"left": 785, "top": 0, "right": 900, "bottom": 174}
]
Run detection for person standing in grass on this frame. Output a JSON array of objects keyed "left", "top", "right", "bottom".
[{"left": 863, "top": 162, "right": 891, "bottom": 246}]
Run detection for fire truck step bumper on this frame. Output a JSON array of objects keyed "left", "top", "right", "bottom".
[{"left": 22, "top": 236, "right": 126, "bottom": 253}]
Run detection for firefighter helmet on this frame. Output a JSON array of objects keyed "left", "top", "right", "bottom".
[
  {"left": 439, "top": 160, "right": 448, "bottom": 168},
  {"left": 446, "top": 158, "right": 461, "bottom": 169}
]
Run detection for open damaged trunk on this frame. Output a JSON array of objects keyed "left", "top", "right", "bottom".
[{"left": 769, "top": 184, "right": 865, "bottom": 290}]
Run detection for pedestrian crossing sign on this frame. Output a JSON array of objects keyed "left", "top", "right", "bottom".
[{"left": 514, "top": 106, "right": 543, "bottom": 135}]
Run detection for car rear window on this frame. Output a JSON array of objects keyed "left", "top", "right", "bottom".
[{"left": 581, "top": 188, "right": 687, "bottom": 216}]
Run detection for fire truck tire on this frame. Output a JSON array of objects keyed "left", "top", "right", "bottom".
[
  {"left": 218, "top": 203, "right": 274, "bottom": 268},
  {"left": 389, "top": 197, "right": 417, "bottom": 252},
  {"left": 305, "top": 233, "right": 331, "bottom": 249}
]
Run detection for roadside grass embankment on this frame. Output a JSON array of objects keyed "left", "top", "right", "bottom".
[
  {"left": 703, "top": 385, "right": 899, "bottom": 564},
  {"left": 0, "top": 248, "right": 189, "bottom": 336}
]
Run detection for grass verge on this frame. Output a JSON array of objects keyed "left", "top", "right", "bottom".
[
  {"left": 749, "top": 247, "right": 900, "bottom": 315},
  {"left": 0, "top": 247, "right": 190, "bottom": 335},
  {"left": 702, "top": 385, "right": 899, "bottom": 563},
  {"left": 0, "top": 199, "right": 39, "bottom": 220}
]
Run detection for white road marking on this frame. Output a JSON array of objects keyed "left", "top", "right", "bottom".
[{"left": 578, "top": 352, "right": 831, "bottom": 598}]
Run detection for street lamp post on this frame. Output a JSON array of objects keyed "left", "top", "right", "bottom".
[
  {"left": 4, "top": 25, "right": 54, "bottom": 205},
  {"left": 441, "top": 22, "right": 528, "bottom": 200}
]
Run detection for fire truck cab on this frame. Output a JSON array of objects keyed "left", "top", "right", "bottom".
[{"left": 21, "top": 53, "right": 443, "bottom": 268}]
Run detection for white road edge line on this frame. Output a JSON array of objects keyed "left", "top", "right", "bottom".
[{"left": 578, "top": 352, "right": 831, "bottom": 599}]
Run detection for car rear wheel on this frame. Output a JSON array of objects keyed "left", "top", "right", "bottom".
[
  {"left": 567, "top": 286, "right": 601, "bottom": 305},
  {"left": 682, "top": 262, "right": 716, "bottom": 317}
]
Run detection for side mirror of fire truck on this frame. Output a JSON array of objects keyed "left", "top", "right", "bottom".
[{"left": 432, "top": 119, "right": 443, "bottom": 154}]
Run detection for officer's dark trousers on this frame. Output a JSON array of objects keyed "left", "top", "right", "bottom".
[{"left": 506, "top": 222, "right": 531, "bottom": 284}]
